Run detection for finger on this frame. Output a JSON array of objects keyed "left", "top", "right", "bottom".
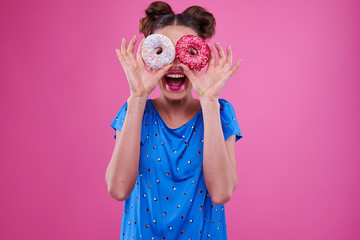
[
  {"left": 136, "top": 38, "right": 145, "bottom": 62},
  {"left": 223, "top": 46, "right": 233, "bottom": 72},
  {"left": 121, "top": 38, "right": 127, "bottom": 55},
  {"left": 179, "top": 63, "right": 197, "bottom": 84},
  {"left": 215, "top": 42, "right": 226, "bottom": 67},
  {"left": 127, "top": 35, "right": 138, "bottom": 56},
  {"left": 226, "top": 58, "right": 242, "bottom": 78},
  {"left": 135, "top": 38, "right": 147, "bottom": 70},
  {"left": 115, "top": 48, "right": 128, "bottom": 71},
  {"left": 155, "top": 64, "right": 172, "bottom": 79},
  {"left": 206, "top": 43, "right": 216, "bottom": 71},
  {"left": 115, "top": 48, "right": 125, "bottom": 65}
]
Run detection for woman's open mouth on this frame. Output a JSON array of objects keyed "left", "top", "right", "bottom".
[{"left": 164, "top": 72, "right": 186, "bottom": 91}]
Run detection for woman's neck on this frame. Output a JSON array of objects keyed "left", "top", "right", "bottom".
[{"left": 153, "top": 94, "right": 201, "bottom": 121}]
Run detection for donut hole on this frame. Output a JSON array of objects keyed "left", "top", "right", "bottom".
[
  {"left": 155, "top": 47, "right": 163, "bottom": 55},
  {"left": 189, "top": 48, "right": 198, "bottom": 56}
]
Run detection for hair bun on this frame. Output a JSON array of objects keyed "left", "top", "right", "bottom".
[
  {"left": 140, "top": 1, "right": 174, "bottom": 36},
  {"left": 182, "top": 6, "right": 216, "bottom": 39}
]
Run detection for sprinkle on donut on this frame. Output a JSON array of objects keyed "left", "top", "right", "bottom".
[
  {"left": 175, "top": 35, "right": 211, "bottom": 71},
  {"left": 141, "top": 34, "right": 175, "bottom": 70}
]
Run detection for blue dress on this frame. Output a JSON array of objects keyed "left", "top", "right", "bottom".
[{"left": 110, "top": 98, "right": 242, "bottom": 240}]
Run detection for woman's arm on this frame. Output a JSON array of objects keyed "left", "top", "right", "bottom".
[
  {"left": 201, "top": 98, "right": 238, "bottom": 205},
  {"left": 179, "top": 42, "right": 242, "bottom": 205},
  {"left": 105, "top": 96, "right": 147, "bottom": 201},
  {"left": 105, "top": 35, "right": 171, "bottom": 201}
]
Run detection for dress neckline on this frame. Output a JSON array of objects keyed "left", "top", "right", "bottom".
[{"left": 149, "top": 99, "right": 201, "bottom": 131}]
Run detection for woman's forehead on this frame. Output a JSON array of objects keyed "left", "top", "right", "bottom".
[{"left": 154, "top": 25, "right": 197, "bottom": 43}]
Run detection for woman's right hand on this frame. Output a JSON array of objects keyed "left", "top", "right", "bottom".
[{"left": 115, "top": 35, "right": 172, "bottom": 99}]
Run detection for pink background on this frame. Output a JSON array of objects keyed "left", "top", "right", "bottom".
[{"left": 1, "top": 0, "right": 359, "bottom": 239}]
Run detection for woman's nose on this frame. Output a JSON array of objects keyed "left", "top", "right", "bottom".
[{"left": 171, "top": 56, "right": 181, "bottom": 68}]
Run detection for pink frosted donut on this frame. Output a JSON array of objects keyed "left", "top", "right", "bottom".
[{"left": 175, "top": 35, "right": 211, "bottom": 71}]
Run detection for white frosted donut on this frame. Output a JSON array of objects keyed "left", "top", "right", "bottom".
[{"left": 141, "top": 34, "right": 175, "bottom": 70}]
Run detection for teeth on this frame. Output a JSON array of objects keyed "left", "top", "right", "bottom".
[{"left": 166, "top": 74, "right": 185, "bottom": 78}]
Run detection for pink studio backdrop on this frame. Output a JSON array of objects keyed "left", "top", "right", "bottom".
[{"left": 1, "top": 0, "right": 359, "bottom": 239}]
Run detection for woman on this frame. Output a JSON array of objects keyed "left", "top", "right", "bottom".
[{"left": 106, "top": 1, "right": 243, "bottom": 239}]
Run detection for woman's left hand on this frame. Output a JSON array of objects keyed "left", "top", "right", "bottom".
[{"left": 180, "top": 42, "right": 241, "bottom": 102}]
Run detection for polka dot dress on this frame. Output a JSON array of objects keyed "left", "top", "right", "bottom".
[{"left": 110, "top": 99, "right": 242, "bottom": 240}]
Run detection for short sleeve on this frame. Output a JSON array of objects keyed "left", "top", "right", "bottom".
[
  {"left": 110, "top": 101, "right": 128, "bottom": 139},
  {"left": 219, "top": 98, "right": 243, "bottom": 142}
]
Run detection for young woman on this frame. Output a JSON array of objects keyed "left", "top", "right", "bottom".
[{"left": 106, "top": 1, "right": 243, "bottom": 239}]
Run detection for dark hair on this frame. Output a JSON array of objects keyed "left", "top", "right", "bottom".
[{"left": 139, "top": 1, "right": 216, "bottom": 40}]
